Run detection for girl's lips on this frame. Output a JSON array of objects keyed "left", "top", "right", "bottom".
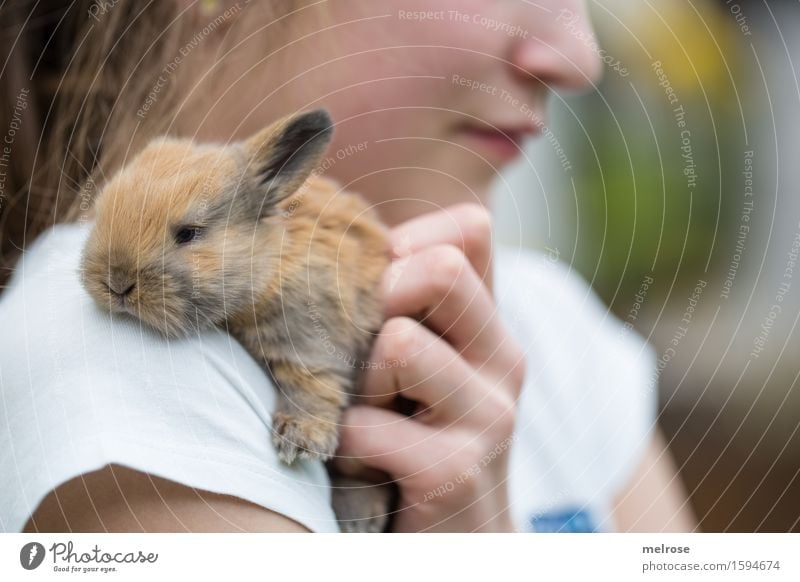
[{"left": 457, "top": 124, "right": 538, "bottom": 161}]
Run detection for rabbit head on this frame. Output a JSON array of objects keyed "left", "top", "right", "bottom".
[{"left": 79, "top": 109, "right": 333, "bottom": 337}]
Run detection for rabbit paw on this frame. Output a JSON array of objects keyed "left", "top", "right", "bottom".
[{"left": 272, "top": 412, "right": 339, "bottom": 465}]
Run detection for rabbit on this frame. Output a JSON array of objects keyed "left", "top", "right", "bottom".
[{"left": 79, "top": 109, "right": 395, "bottom": 532}]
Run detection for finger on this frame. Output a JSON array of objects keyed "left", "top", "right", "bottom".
[
  {"left": 389, "top": 203, "right": 494, "bottom": 293},
  {"left": 357, "top": 316, "right": 510, "bottom": 427},
  {"left": 333, "top": 405, "right": 441, "bottom": 481},
  {"left": 382, "top": 244, "right": 522, "bottom": 372}
]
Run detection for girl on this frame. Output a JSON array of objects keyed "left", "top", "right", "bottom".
[{"left": 0, "top": 0, "right": 694, "bottom": 532}]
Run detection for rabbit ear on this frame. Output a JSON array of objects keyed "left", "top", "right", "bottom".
[{"left": 242, "top": 109, "right": 333, "bottom": 213}]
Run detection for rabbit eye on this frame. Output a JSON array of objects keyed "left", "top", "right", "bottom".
[{"left": 175, "top": 226, "right": 203, "bottom": 245}]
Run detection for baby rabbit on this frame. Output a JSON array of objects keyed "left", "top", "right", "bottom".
[{"left": 79, "top": 109, "right": 394, "bottom": 531}]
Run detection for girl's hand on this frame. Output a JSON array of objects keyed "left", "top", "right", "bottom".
[{"left": 334, "top": 203, "right": 527, "bottom": 532}]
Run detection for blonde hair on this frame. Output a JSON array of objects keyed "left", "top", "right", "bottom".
[{"left": 0, "top": 0, "right": 283, "bottom": 290}]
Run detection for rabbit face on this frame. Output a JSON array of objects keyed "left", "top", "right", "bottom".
[
  {"left": 79, "top": 110, "right": 334, "bottom": 338},
  {"left": 80, "top": 141, "right": 252, "bottom": 337}
]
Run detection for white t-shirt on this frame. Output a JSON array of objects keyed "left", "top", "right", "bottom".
[{"left": 0, "top": 222, "right": 656, "bottom": 533}]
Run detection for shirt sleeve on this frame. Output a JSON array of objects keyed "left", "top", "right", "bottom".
[
  {"left": 495, "top": 246, "right": 658, "bottom": 525},
  {"left": 0, "top": 223, "right": 339, "bottom": 532}
]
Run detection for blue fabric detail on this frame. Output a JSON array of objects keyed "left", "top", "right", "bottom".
[{"left": 530, "top": 507, "right": 598, "bottom": 532}]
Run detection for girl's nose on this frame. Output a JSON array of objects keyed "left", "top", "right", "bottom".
[{"left": 507, "top": 6, "right": 603, "bottom": 92}]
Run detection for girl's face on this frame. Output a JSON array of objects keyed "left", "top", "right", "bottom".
[{"left": 185, "top": 0, "right": 601, "bottom": 224}]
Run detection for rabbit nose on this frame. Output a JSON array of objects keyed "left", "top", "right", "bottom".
[
  {"left": 109, "top": 282, "right": 135, "bottom": 297},
  {"left": 108, "top": 271, "right": 135, "bottom": 297}
]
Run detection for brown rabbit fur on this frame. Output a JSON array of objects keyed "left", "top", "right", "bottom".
[{"left": 79, "top": 110, "right": 394, "bottom": 531}]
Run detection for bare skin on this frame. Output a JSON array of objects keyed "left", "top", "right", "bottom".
[
  {"left": 612, "top": 429, "right": 697, "bottom": 532},
  {"left": 24, "top": 464, "right": 308, "bottom": 533}
]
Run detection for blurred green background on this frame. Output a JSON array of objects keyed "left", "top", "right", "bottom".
[
  {"left": 495, "top": 0, "right": 800, "bottom": 532},
  {"left": 550, "top": 1, "right": 745, "bottom": 308}
]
